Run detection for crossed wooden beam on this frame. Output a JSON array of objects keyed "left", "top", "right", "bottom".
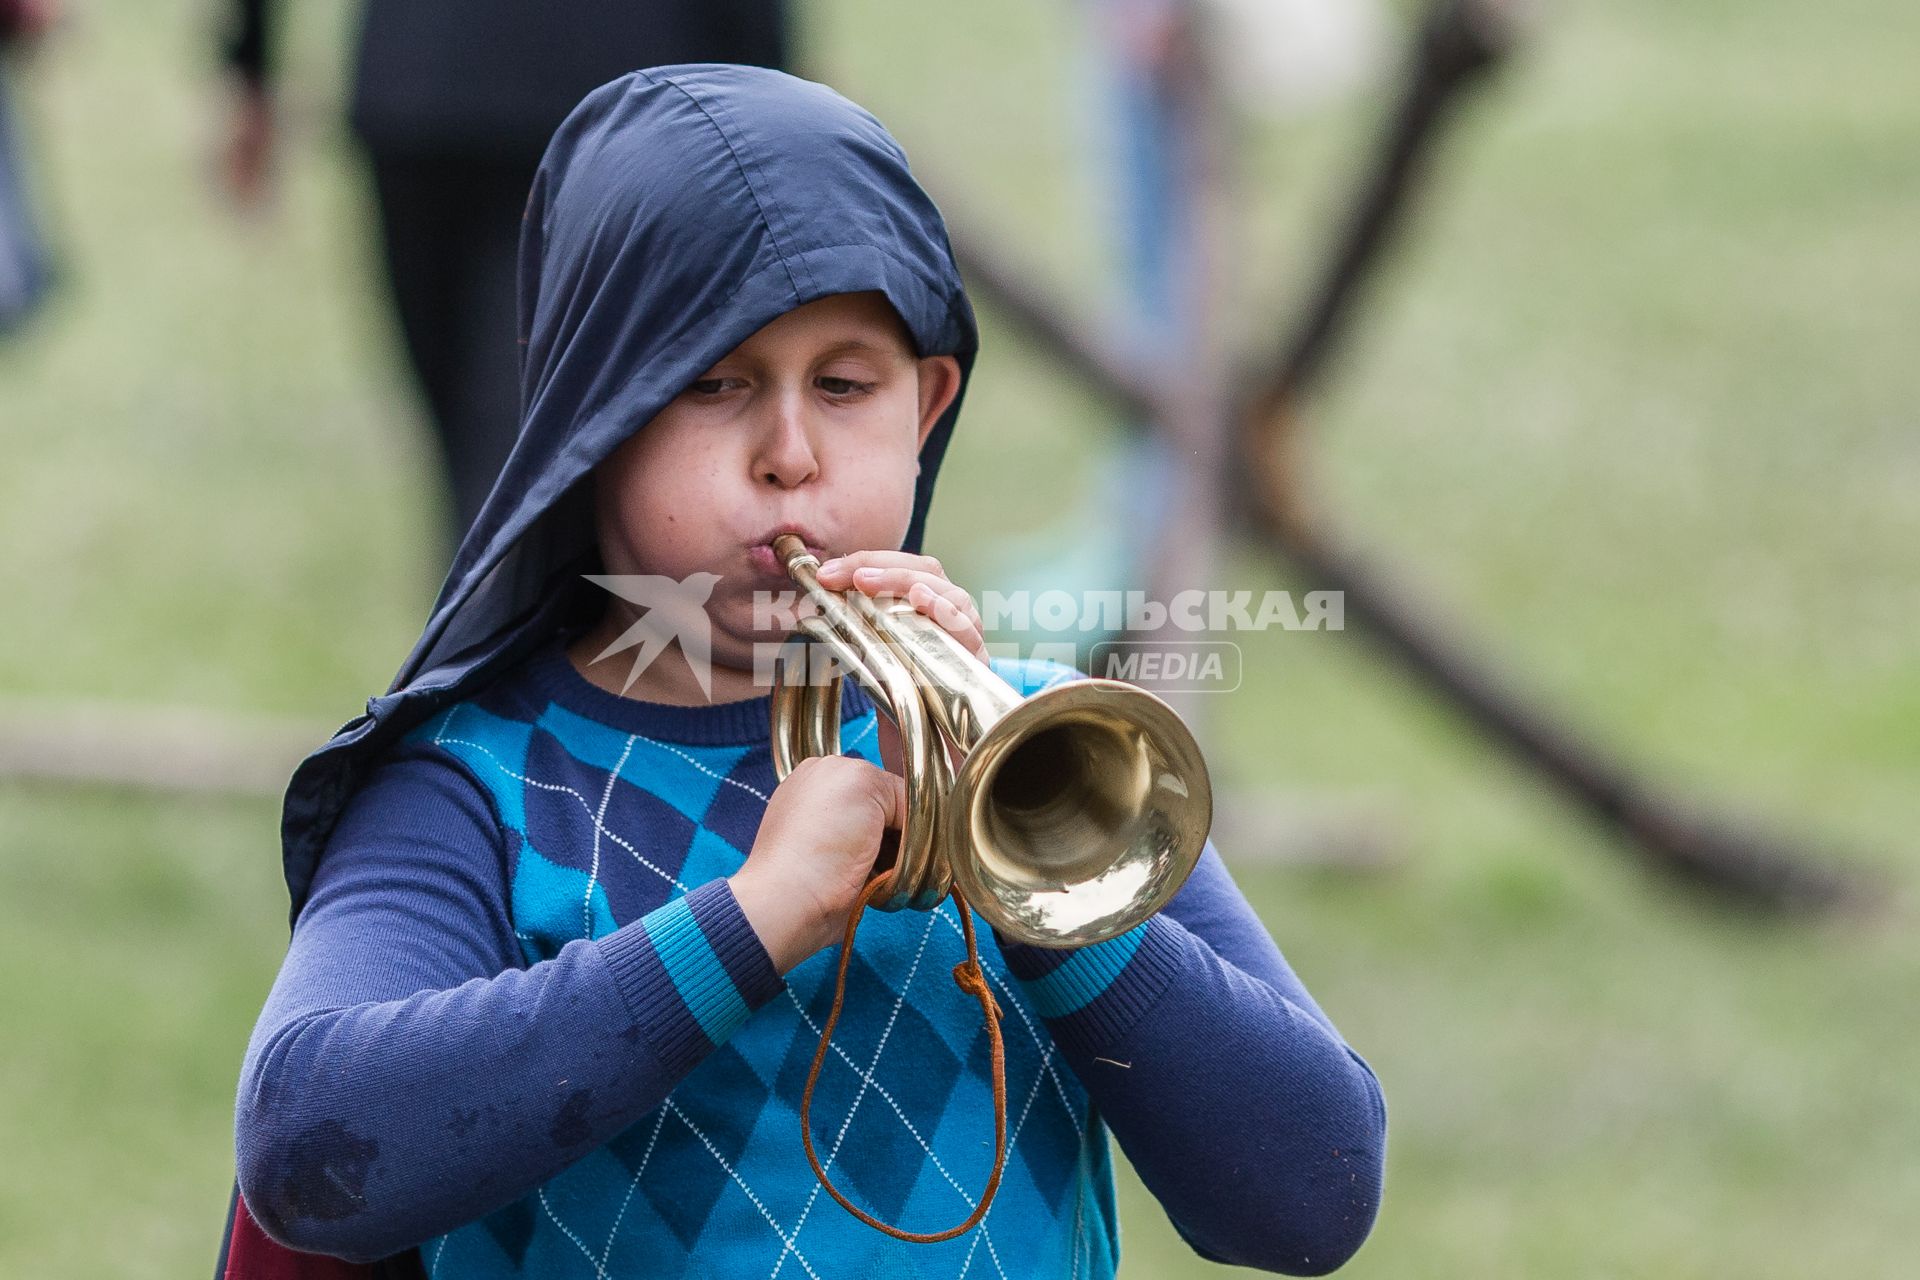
[
  {"left": 3, "top": 2, "right": 1867, "bottom": 912},
  {"left": 938, "top": 0, "right": 1869, "bottom": 913}
]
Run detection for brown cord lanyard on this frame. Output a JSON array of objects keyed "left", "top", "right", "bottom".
[{"left": 799, "top": 870, "right": 1009, "bottom": 1242}]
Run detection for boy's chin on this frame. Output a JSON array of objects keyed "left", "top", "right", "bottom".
[
  {"left": 710, "top": 622, "right": 809, "bottom": 674},
  {"left": 714, "top": 580, "right": 817, "bottom": 632}
]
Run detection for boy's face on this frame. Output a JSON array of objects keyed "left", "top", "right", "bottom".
[{"left": 590, "top": 290, "right": 962, "bottom": 668}]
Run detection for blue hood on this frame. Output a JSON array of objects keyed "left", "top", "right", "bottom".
[{"left": 278, "top": 64, "right": 979, "bottom": 922}]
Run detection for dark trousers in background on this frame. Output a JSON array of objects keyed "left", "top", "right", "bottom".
[{"left": 367, "top": 149, "right": 539, "bottom": 561}]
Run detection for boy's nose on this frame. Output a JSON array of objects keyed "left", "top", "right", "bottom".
[{"left": 754, "top": 390, "right": 820, "bottom": 488}]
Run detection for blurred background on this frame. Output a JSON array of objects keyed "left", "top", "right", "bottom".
[{"left": 1, "top": 0, "right": 1915, "bottom": 1276}]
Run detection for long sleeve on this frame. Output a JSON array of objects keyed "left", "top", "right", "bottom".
[
  {"left": 233, "top": 744, "right": 787, "bottom": 1264},
  {"left": 994, "top": 840, "right": 1387, "bottom": 1275}
]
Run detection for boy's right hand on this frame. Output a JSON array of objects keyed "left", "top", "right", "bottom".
[{"left": 730, "top": 755, "right": 907, "bottom": 974}]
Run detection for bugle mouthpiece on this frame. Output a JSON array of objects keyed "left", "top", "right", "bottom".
[{"left": 771, "top": 533, "right": 816, "bottom": 574}]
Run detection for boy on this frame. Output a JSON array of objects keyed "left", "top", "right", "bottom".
[{"left": 229, "top": 65, "right": 1385, "bottom": 1278}]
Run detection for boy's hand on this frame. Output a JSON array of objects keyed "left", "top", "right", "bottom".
[
  {"left": 813, "top": 551, "right": 987, "bottom": 661},
  {"left": 814, "top": 550, "right": 986, "bottom": 780},
  {"left": 730, "top": 755, "right": 907, "bottom": 974},
  {"left": 733, "top": 548, "right": 983, "bottom": 971}
]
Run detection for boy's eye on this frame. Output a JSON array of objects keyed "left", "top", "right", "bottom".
[{"left": 683, "top": 374, "right": 876, "bottom": 399}]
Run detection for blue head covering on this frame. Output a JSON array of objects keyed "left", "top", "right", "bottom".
[{"left": 277, "top": 64, "right": 979, "bottom": 921}]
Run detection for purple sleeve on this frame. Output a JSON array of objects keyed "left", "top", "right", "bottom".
[
  {"left": 233, "top": 744, "right": 786, "bottom": 1264},
  {"left": 994, "top": 840, "right": 1387, "bottom": 1275}
]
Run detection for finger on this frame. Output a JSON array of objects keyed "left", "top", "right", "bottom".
[
  {"left": 833, "top": 564, "right": 957, "bottom": 603},
  {"left": 868, "top": 761, "right": 908, "bottom": 832},
  {"left": 907, "top": 582, "right": 987, "bottom": 657},
  {"left": 816, "top": 557, "right": 988, "bottom": 660},
  {"left": 848, "top": 567, "right": 986, "bottom": 657},
  {"left": 911, "top": 577, "right": 985, "bottom": 637},
  {"left": 887, "top": 572, "right": 984, "bottom": 646},
  {"left": 875, "top": 767, "right": 909, "bottom": 877},
  {"left": 813, "top": 549, "right": 943, "bottom": 586}
]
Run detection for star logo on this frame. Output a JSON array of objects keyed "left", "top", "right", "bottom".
[{"left": 581, "top": 572, "right": 725, "bottom": 697}]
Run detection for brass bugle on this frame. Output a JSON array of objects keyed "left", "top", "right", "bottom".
[{"left": 767, "top": 534, "right": 1212, "bottom": 948}]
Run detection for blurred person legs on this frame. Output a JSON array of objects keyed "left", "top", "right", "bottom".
[
  {"left": 0, "top": 43, "right": 55, "bottom": 335},
  {"left": 366, "top": 148, "right": 533, "bottom": 560},
  {"left": 216, "top": 0, "right": 794, "bottom": 566}
]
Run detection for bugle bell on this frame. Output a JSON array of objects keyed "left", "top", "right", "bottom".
[{"left": 767, "top": 534, "right": 1211, "bottom": 948}]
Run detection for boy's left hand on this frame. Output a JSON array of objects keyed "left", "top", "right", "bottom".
[
  {"left": 813, "top": 550, "right": 987, "bottom": 779},
  {"left": 813, "top": 550, "right": 988, "bottom": 661}
]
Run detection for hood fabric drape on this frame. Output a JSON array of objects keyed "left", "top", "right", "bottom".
[{"left": 277, "top": 63, "right": 979, "bottom": 924}]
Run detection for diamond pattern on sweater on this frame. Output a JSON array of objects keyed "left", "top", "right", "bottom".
[
  {"left": 535, "top": 701, "right": 742, "bottom": 822},
  {"left": 695, "top": 746, "right": 776, "bottom": 852},
  {"left": 480, "top": 1195, "right": 536, "bottom": 1268},
  {"left": 523, "top": 731, "right": 695, "bottom": 885},
  {"left": 644, "top": 1042, "right": 767, "bottom": 1248},
  {"left": 769, "top": 942, "right": 966, "bottom": 1228},
  {"left": 414, "top": 653, "right": 1116, "bottom": 1279}
]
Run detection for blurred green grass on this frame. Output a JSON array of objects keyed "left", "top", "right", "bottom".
[{"left": 2, "top": 0, "right": 1916, "bottom": 1276}]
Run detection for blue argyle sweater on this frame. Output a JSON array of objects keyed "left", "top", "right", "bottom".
[{"left": 236, "top": 634, "right": 1388, "bottom": 1276}]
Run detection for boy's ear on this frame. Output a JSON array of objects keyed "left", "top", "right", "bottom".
[{"left": 914, "top": 355, "right": 963, "bottom": 451}]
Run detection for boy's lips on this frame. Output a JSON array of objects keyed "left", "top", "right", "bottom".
[
  {"left": 746, "top": 544, "right": 806, "bottom": 580},
  {"left": 746, "top": 524, "right": 829, "bottom": 581}
]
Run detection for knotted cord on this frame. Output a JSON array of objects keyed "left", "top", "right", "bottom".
[{"left": 798, "top": 869, "right": 1009, "bottom": 1242}]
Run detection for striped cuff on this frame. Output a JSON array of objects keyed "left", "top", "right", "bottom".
[
  {"left": 997, "top": 914, "right": 1185, "bottom": 1057},
  {"left": 596, "top": 879, "right": 786, "bottom": 1076}
]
